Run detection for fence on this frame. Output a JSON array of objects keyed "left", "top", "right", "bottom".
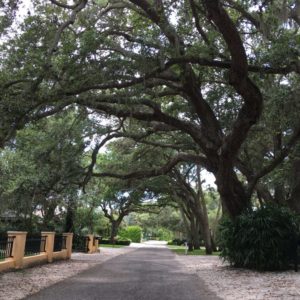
[
  {"left": 72, "top": 234, "right": 100, "bottom": 254},
  {"left": 72, "top": 235, "right": 90, "bottom": 253},
  {"left": 53, "top": 235, "right": 67, "bottom": 252},
  {"left": 24, "top": 235, "right": 46, "bottom": 256},
  {"left": 0, "top": 232, "right": 73, "bottom": 272},
  {"left": 0, "top": 232, "right": 99, "bottom": 273},
  {"left": 0, "top": 236, "right": 14, "bottom": 260}
]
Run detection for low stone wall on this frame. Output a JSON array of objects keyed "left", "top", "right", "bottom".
[
  {"left": 0, "top": 232, "right": 73, "bottom": 272},
  {"left": 53, "top": 249, "right": 68, "bottom": 260},
  {"left": 23, "top": 253, "right": 48, "bottom": 268},
  {"left": 0, "top": 258, "right": 14, "bottom": 272}
]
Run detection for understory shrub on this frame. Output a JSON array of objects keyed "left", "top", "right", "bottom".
[
  {"left": 167, "top": 239, "right": 186, "bottom": 246},
  {"left": 217, "top": 205, "right": 300, "bottom": 271},
  {"left": 157, "top": 228, "right": 173, "bottom": 241},
  {"left": 101, "top": 238, "right": 131, "bottom": 246},
  {"left": 119, "top": 226, "right": 142, "bottom": 243}
]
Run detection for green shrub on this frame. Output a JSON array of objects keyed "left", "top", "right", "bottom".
[
  {"left": 167, "top": 239, "right": 186, "bottom": 246},
  {"left": 100, "top": 238, "right": 131, "bottom": 246},
  {"left": 217, "top": 205, "right": 299, "bottom": 271},
  {"left": 118, "top": 226, "right": 142, "bottom": 243},
  {"left": 116, "top": 239, "right": 131, "bottom": 246},
  {"left": 157, "top": 228, "right": 173, "bottom": 241}
]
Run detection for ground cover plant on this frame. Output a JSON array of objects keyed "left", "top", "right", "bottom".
[{"left": 217, "top": 205, "right": 300, "bottom": 271}]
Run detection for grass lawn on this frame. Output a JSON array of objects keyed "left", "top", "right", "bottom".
[
  {"left": 168, "top": 245, "right": 220, "bottom": 256},
  {"left": 100, "top": 244, "right": 129, "bottom": 248}
]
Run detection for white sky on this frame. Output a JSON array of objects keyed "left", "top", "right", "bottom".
[{"left": 201, "top": 170, "right": 216, "bottom": 188}]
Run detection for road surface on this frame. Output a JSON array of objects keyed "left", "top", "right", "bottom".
[{"left": 26, "top": 243, "right": 220, "bottom": 300}]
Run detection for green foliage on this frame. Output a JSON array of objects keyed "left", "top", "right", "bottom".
[
  {"left": 217, "top": 205, "right": 300, "bottom": 271},
  {"left": 131, "top": 207, "right": 186, "bottom": 241},
  {"left": 157, "top": 228, "right": 173, "bottom": 241},
  {"left": 0, "top": 108, "right": 88, "bottom": 232},
  {"left": 74, "top": 207, "right": 109, "bottom": 236},
  {"left": 119, "top": 226, "right": 142, "bottom": 243},
  {"left": 101, "top": 239, "right": 131, "bottom": 246},
  {"left": 167, "top": 239, "right": 186, "bottom": 246}
]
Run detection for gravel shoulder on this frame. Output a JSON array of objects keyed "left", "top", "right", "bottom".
[
  {"left": 0, "top": 247, "right": 134, "bottom": 300},
  {"left": 176, "top": 254, "right": 300, "bottom": 300}
]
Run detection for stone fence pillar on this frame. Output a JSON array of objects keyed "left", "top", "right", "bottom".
[
  {"left": 7, "top": 231, "right": 27, "bottom": 269},
  {"left": 63, "top": 233, "right": 73, "bottom": 259},
  {"left": 87, "top": 234, "right": 94, "bottom": 254},
  {"left": 41, "top": 232, "right": 55, "bottom": 263}
]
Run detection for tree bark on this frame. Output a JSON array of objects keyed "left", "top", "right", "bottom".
[
  {"left": 288, "top": 158, "right": 300, "bottom": 213},
  {"left": 43, "top": 202, "right": 57, "bottom": 231},
  {"left": 110, "top": 219, "right": 121, "bottom": 244},
  {"left": 65, "top": 199, "right": 76, "bottom": 232},
  {"left": 215, "top": 165, "right": 250, "bottom": 217},
  {"left": 193, "top": 194, "right": 212, "bottom": 254}
]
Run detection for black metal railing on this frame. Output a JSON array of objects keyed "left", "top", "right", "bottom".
[
  {"left": 53, "top": 235, "right": 67, "bottom": 252},
  {"left": 25, "top": 235, "right": 46, "bottom": 256},
  {"left": 72, "top": 235, "right": 90, "bottom": 253},
  {"left": 0, "top": 236, "right": 14, "bottom": 260}
]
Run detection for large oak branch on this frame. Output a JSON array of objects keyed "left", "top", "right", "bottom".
[{"left": 92, "top": 153, "right": 210, "bottom": 180}]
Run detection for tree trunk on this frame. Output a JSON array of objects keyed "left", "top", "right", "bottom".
[
  {"left": 65, "top": 199, "right": 76, "bottom": 232},
  {"left": 193, "top": 203, "right": 212, "bottom": 254},
  {"left": 87, "top": 206, "right": 95, "bottom": 233},
  {"left": 110, "top": 220, "right": 120, "bottom": 244},
  {"left": 210, "top": 231, "right": 218, "bottom": 252},
  {"left": 195, "top": 170, "right": 213, "bottom": 254},
  {"left": 256, "top": 183, "right": 274, "bottom": 203},
  {"left": 211, "top": 200, "right": 221, "bottom": 238},
  {"left": 193, "top": 219, "right": 201, "bottom": 250},
  {"left": 43, "top": 202, "right": 57, "bottom": 231},
  {"left": 179, "top": 207, "right": 190, "bottom": 240},
  {"left": 288, "top": 158, "right": 300, "bottom": 213},
  {"left": 200, "top": 220, "right": 213, "bottom": 254},
  {"left": 215, "top": 166, "right": 250, "bottom": 218},
  {"left": 189, "top": 216, "right": 197, "bottom": 251}
]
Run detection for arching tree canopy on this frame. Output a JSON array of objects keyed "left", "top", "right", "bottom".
[{"left": 1, "top": 0, "right": 300, "bottom": 218}]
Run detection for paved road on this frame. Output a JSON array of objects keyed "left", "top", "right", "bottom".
[{"left": 26, "top": 246, "right": 220, "bottom": 300}]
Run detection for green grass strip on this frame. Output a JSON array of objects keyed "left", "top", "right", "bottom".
[
  {"left": 100, "top": 244, "right": 128, "bottom": 248},
  {"left": 168, "top": 246, "right": 220, "bottom": 256}
]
